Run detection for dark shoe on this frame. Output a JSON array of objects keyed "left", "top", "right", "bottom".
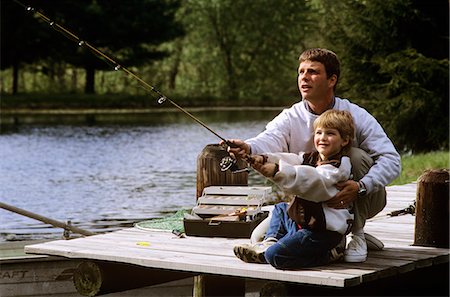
[
  {"left": 329, "top": 247, "right": 345, "bottom": 263},
  {"left": 329, "top": 236, "right": 346, "bottom": 263},
  {"left": 365, "top": 232, "right": 384, "bottom": 251},
  {"left": 233, "top": 237, "right": 277, "bottom": 264}
]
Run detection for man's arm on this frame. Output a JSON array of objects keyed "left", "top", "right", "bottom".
[{"left": 354, "top": 110, "right": 401, "bottom": 193}]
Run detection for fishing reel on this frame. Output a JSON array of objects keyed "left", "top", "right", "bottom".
[
  {"left": 219, "top": 156, "right": 238, "bottom": 172},
  {"left": 219, "top": 143, "right": 253, "bottom": 173},
  {"left": 219, "top": 155, "right": 249, "bottom": 173}
]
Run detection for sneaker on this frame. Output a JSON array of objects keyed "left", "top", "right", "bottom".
[
  {"left": 329, "top": 236, "right": 346, "bottom": 263},
  {"left": 344, "top": 232, "right": 367, "bottom": 262},
  {"left": 364, "top": 233, "right": 384, "bottom": 251},
  {"left": 329, "top": 247, "right": 345, "bottom": 263},
  {"left": 233, "top": 237, "right": 277, "bottom": 264}
]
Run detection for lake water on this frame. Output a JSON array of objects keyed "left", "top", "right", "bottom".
[{"left": 0, "top": 110, "right": 281, "bottom": 242}]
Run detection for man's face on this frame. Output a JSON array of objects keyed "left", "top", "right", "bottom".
[{"left": 297, "top": 60, "right": 335, "bottom": 102}]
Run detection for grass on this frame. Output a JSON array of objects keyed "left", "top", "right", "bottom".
[{"left": 391, "top": 151, "right": 449, "bottom": 185}]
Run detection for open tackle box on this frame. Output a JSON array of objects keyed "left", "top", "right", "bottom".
[{"left": 183, "top": 186, "right": 272, "bottom": 238}]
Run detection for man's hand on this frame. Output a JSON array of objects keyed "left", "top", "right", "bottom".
[
  {"left": 220, "top": 139, "right": 250, "bottom": 159},
  {"left": 327, "top": 180, "right": 359, "bottom": 209}
]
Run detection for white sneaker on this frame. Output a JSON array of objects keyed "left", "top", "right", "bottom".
[{"left": 344, "top": 232, "right": 367, "bottom": 262}]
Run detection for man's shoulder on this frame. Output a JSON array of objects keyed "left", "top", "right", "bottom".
[
  {"left": 275, "top": 101, "right": 308, "bottom": 119},
  {"left": 335, "top": 97, "right": 358, "bottom": 108},
  {"left": 335, "top": 97, "right": 370, "bottom": 116}
]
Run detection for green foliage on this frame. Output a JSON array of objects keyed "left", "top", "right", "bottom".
[
  {"left": 372, "top": 50, "right": 449, "bottom": 152},
  {"left": 391, "top": 151, "right": 450, "bottom": 185},
  {"left": 1, "top": 0, "right": 184, "bottom": 94},
  {"left": 171, "top": 0, "right": 312, "bottom": 100},
  {"left": 310, "top": 0, "right": 449, "bottom": 153},
  {"left": 1, "top": 0, "right": 448, "bottom": 153}
]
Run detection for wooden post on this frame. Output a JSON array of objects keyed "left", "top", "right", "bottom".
[
  {"left": 414, "top": 169, "right": 449, "bottom": 248},
  {"left": 196, "top": 144, "right": 248, "bottom": 199},
  {"left": 73, "top": 261, "right": 194, "bottom": 296},
  {"left": 194, "top": 144, "right": 248, "bottom": 296},
  {"left": 193, "top": 274, "right": 245, "bottom": 297}
]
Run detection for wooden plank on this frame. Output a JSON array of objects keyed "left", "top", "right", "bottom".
[
  {"left": 23, "top": 183, "right": 450, "bottom": 289},
  {"left": 25, "top": 227, "right": 449, "bottom": 288},
  {"left": 25, "top": 238, "right": 359, "bottom": 287}
]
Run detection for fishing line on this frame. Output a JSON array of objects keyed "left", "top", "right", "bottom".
[{"left": 14, "top": 0, "right": 230, "bottom": 145}]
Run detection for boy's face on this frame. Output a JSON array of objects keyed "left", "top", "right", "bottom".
[{"left": 314, "top": 127, "right": 349, "bottom": 160}]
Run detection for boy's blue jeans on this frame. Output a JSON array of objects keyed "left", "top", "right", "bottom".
[{"left": 264, "top": 202, "right": 342, "bottom": 269}]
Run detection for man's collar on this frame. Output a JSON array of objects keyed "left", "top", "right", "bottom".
[{"left": 303, "top": 97, "right": 336, "bottom": 115}]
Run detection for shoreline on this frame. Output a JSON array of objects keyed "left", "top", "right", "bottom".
[{"left": 0, "top": 106, "right": 285, "bottom": 126}]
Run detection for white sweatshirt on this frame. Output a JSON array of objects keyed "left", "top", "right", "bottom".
[
  {"left": 266, "top": 152, "right": 353, "bottom": 234},
  {"left": 247, "top": 98, "right": 401, "bottom": 193}
]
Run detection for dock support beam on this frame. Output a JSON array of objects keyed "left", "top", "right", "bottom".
[
  {"left": 73, "top": 261, "right": 193, "bottom": 296},
  {"left": 414, "top": 169, "right": 449, "bottom": 248},
  {"left": 193, "top": 274, "right": 245, "bottom": 297}
]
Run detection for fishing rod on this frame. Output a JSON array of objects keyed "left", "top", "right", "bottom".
[
  {"left": 15, "top": 0, "right": 257, "bottom": 172},
  {"left": 14, "top": 0, "right": 245, "bottom": 169}
]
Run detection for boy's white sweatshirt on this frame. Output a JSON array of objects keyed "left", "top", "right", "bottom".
[{"left": 267, "top": 152, "right": 353, "bottom": 235}]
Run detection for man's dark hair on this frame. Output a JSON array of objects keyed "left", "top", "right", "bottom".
[{"left": 299, "top": 48, "right": 340, "bottom": 90}]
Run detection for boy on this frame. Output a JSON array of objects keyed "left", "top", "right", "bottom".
[{"left": 234, "top": 109, "right": 355, "bottom": 269}]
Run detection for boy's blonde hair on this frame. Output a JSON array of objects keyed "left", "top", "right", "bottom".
[{"left": 314, "top": 109, "right": 355, "bottom": 154}]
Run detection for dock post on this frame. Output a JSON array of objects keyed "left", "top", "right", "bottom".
[
  {"left": 194, "top": 144, "right": 248, "bottom": 296},
  {"left": 196, "top": 144, "right": 248, "bottom": 199},
  {"left": 193, "top": 275, "right": 245, "bottom": 297},
  {"left": 73, "top": 261, "right": 193, "bottom": 296},
  {"left": 414, "top": 169, "right": 449, "bottom": 248}
]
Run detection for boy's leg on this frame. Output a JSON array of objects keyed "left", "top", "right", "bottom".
[
  {"left": 233, "top": 202, "right": 297, "bottom": 264},
  {"left": 264, "top": 202, "right": 298, "bottom": 240},
  {"left": 264, "top": 229, "right": 342, "bottom": 269}
]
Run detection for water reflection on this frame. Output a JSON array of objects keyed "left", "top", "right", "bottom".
[{"left": 0, "top": 110, "right": 280, "bottom": 241}]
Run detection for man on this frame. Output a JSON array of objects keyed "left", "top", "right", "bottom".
[{"left": 226, "top": 48, "right": 401, "bottom": 263}]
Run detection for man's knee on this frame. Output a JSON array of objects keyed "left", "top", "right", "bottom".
[{"left": 349, "top": 147, "right": 373, "bottom": 180}]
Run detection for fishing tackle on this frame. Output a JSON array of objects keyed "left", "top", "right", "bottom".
[{"left": 15, "top": 0, "right": 249, "bottom": 172}]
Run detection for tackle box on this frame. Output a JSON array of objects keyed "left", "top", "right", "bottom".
[{"left": 183, "top": 186, "right": 272, "bottom": 238}]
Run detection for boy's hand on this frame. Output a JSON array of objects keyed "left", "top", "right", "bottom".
[{"left": 252, "top": 161, "right": 278, "bottom": 178}]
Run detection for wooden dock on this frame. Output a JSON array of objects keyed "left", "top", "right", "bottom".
[{"left": 23, "top": 183, "right": 449, "bottom": 296}]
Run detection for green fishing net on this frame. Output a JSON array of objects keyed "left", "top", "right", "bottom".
[{"left": 135, "top": 209, "right": 189, "bottom": 232}]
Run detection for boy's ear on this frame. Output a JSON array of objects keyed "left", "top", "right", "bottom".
[{"left": 341, "top": 137, "right": 350, "bottom": 147}]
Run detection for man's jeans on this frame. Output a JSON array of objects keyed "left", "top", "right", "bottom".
[{"left": 264, "top": 202, "right": 342, "bottom": 269}]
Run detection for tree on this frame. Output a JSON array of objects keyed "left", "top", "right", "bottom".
[
  {"left": 175, "top": 0, "right": 312, "bottom": 101},
  {"left": 0, "top": 1, "right": 54, "bottom": 94},
  {"left": 310, "top": 0, "right": 449, "bottom": 152},
  {"left": 1, "top": 0, "right": 184, "bottom": 94}
]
